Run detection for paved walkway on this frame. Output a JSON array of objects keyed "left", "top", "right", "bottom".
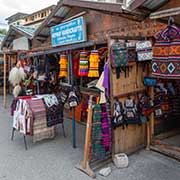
[{"left": 0, "top": 96, "right": 179, "bottom": 180}]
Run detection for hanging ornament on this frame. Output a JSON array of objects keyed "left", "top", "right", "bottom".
[
  {"left": 79, "top": 51, "right": 89, "bottom": 76},
  {"left": 88, "top": 50, "right": 100, "bottom": 78},
  {"left": 58, "top": 54, "right": 68, "bottom": 78}
]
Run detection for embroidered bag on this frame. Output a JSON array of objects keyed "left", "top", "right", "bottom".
[
  {"left": 126, "top": 41, "right": 137, "bottom": 62},
  {"left": 138, "top": 93, "right": 154, "bottom": 117},
  {"left": 124, "top": 98, "right": 140, "bottom": 124},
  {"left": 68, "top": 91, "right": 79, "bottom": 108},
  {"left": 110, "top": 41, "right": 128, "bottom": 68},
  {"left": 112, "top": 100, "right": 127, "bottom": 129},
  {"left": 136, "top": 41, "right": 152, "bottom": 61},
  {"left": 144, "top": 76, "right": 157, "bottom": 87}
]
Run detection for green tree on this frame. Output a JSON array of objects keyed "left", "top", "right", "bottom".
[{"left": 0, "top": 29, "right": 7, "bottom": 35}]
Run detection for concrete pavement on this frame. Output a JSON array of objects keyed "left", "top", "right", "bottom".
[{"left": 0, "top": 95, "right": 179, "bottom": 180}]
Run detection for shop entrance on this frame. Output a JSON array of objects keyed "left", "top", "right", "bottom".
[{"left": 151, "top": 80, "right": 180, "bottom": 160}]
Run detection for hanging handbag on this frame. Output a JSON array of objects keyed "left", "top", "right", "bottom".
[
  {"left": 68, "top": 91, "right": 79, "bottom": 108},
  {"left": 136, "top": 41, "right": 152, "bottom": 61},
  {"left": 126, "top": 41, "right": 137, "bottom": 62},
  {"left": 110, "top": 41, "right": 128, "bottom": 68},
  {"left": 154, "top": 105, "right": 163, "bottom": 118},
  {"left": 144, "top": 76, "right": 157, "bottom": 87},
  {"left": 112, "top": 100, "right": 127, "bottom": 129}
]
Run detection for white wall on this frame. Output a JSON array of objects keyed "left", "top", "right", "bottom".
[{"left": 13, "top": 37, "right": 30, "bottom": 50}]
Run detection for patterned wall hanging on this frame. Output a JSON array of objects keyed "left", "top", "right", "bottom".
[{"left": 152, "top": 24, "right": 180, "bottom": 79}]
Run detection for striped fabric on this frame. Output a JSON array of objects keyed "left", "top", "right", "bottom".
[
  {"left": 152, "top": 25, "right": 180, "bottom": 79},
  {"left": 79, "top": 52, "right": 89, "bottom": 76},
  {"left": 28, "top": 98, "right": 55, "bottom": 143},
  {"left": 88, "top": 50, "right": 100, "bottom": 78}
]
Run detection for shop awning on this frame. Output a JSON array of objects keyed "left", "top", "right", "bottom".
[{"left": 29, "top": 41, "right": 97, "bottom": 57}]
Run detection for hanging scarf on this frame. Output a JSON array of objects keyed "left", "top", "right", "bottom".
[
  {"left": 88, "top": 50, "right": 100, "bottom": 77},
  {"left": 79, "top": 51, "right": 89, "bottom": 76},
  {"left": 58, "top": 55, "right": 68, "bottom": 78},
  {"left": 92, "top": 104, "right": 106, "bottom": 160}
]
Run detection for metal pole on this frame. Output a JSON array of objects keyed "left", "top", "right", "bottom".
[
  {"left": 3, "top": 53, "right": 7, "bottom": 108},
  {"left": 69, "top": 51, "right": 76, "bottom": 148}
]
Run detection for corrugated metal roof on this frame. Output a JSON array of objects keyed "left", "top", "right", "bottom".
[
  {"left": 1, "top": 25, "right": 37, "bottom": 49},
  {"left": 142, "top": 0, "right": 169, "bottom": 11},
  {"left": 54, "top": 6, "right": 70, "bottom": 18},
  {"left": 14, "top": 25, "right": 36, "bottom": 36}
]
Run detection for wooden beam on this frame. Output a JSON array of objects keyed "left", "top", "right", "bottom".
[
  {"left": 62, "top": 11, "right": 87, "bottom": 23},
  {"left": 63, "top": 0, "right": 123, "bottom": 13}
]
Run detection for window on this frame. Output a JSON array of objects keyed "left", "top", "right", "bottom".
[{"left": 41, "top": 13, "right": 44, "bottom": 18}]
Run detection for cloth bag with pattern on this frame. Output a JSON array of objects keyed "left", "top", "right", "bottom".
[{"left": 136, "top": 41, "right": 152, "bottom": 61}]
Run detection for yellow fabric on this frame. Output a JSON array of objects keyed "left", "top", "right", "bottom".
[
  {"left": 59, "top": 55, "right": 68, "bottom": 78},
  {"left": 88, "top": 51, "right": 100, "bottom": 77}
]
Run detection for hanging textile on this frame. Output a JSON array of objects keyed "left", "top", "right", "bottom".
[
  {"left": 103, "top": 63, "right": 110, "bottom": 99},
  {"left": 92, "top": 104, "right": 106, "bottom": 160},
  {"left": 28, "top": 98, "right": 55, "bottom": 142},
  {"left": 72, "top": 50, "right": 80, "bottom": 78},
  {"left": 79, "top": 51, "right": 89, "bottom": 76},
  {"left": 88, "top": 50, "right": 100, "bottom": 77},
  {"left": 96, "top": 72, "right": 107, "bottom": 104},
  {"left": 152, "top": 24, "right": 180, "bottom": 79},
  {"left": 36, "top": 94, "right": 64, "bottom": 127},
  {"left": 101, "top": 104, "right": 111, "bottom": 151},
  {"left": 92, "top": 103, "right": 112, "bottom": 160},
  {"left": 58, "top": 55, "right": 68, "bottom": 78}
]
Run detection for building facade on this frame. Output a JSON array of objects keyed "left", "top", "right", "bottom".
[{"left": 5, "top": 5, "right": 55, "bottom": 28}]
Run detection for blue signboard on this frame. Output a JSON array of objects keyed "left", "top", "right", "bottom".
[{"left": 51, "top": 16, "right": 87, "bottom": 47}]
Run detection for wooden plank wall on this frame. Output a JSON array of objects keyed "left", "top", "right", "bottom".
[{"left": 111, "top": 63, "right": 147, "bottom": 154}]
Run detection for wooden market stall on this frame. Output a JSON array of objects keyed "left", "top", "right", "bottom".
[
  {"left": 27, "top": 1, "right": 171, "bottom": 177},
  {"left": 5, "top": 0, "right": 180, "bottom": 178},
  {"left": 130, "top": 0, "right": 180, "bottom": 160}
]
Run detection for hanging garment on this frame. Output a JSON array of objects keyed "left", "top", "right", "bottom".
[
  {"left": 102, "top": 63, "right": 110, "bottom": 99},
  {"left": 79, "top": 51, "right": 89, "bottom": 76},
  {"left": 58, "top": 55, "right": 68, "bottom": 78},
  {"left": 72, "top": 51, "right": 80, "bottom": 78},
  {"left": 88, "top": 50, "right": 100, "bottom": 77},
  {"left": 96, "top": 71, "right": 107, "bottom": 104},
  {"left": 152, "top": 24, "right": 180, "bottom": 79}
]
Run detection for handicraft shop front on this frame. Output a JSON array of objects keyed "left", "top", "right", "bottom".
[{"left": 7, "top": 1, "right": 180, "bottom": 177}]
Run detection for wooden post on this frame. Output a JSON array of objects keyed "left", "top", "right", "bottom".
[
  {"left": 146, "top": 63, "right": 154, "bottom": 150},
  {"left": 3, "top": 53, "right": 7, "bottom": 109},
  {"left": 108, "top": 37, "right": 115, "bottom": 156},
  {"left": 149, "top": 86, "right": 154, "bottom": 143},
  {"left": 76, "top": 95, "right": 95, "bottom": 178}
]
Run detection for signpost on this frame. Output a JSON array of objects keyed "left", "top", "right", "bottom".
[{"left": 51, "top": 16, "right": 87, "bottom": 47}]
